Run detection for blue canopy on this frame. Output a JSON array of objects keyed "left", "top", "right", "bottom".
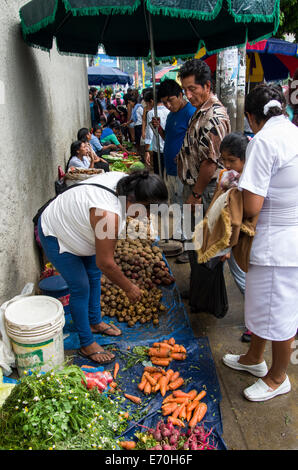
[{"left": 87, "top": 65, "right": 133, "bottom": 86}]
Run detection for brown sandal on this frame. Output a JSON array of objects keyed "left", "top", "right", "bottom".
[
  {"left": 91, "top": 323, "right": 122, "bottom": 337},
  {"left": 78, "top": 349, "right": 115, "bottom": 365}
]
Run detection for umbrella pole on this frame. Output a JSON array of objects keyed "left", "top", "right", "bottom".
[{"left": 148, "top": 11, "right": 162, "bottom": 179}]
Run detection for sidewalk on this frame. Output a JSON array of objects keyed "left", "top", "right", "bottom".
[{"left": 167, "top": 257, "right": 298, "bottom": 450}]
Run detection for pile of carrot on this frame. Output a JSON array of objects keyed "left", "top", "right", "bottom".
[
  {"left": 148, "top": 338, "right": 187, "bottom": 367},
  {"left": 138, "top": 366, "right": 184, "bottom": 396},
  {"left": 161, "top": 389, "right": 208, "bottom": 428}
]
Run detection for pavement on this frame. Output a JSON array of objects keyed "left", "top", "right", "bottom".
[{"left": 167, "top": 255, "right": 298, "bottom": 450}]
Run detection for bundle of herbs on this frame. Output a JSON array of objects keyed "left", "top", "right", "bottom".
[{"left": 0, "top": 365, "right": 129, "bottom": 450}]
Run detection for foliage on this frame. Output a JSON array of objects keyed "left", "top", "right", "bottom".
[
  {"left": 276, "top": 0, "right": 298, "bottom": 41},
  {"left": 0, "top": 365, "right": 129, "bottom": 450}
]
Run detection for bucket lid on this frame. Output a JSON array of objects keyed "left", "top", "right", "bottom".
[
  {"left": 39, "top": 274, "right": 68, "bottom": 292},
  {"left": 5, "top": 296, "right": 64, "bottom": 329}
]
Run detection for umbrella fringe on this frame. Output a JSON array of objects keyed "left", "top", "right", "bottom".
[
  {"left": 145, "top": 0, "right": 224, "bottom": 21},
  {"left": 226, "top": 0, "right": 280, "bottom": 25},
  {"left": 19, "top": 0, "right": 59, "bottom": 37},
  {"left": 62, "top": 0, "right": 141, "bottom": 16}
]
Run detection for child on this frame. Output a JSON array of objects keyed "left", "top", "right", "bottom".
[
  {"left": 218, "top": 131, "right": 248, "bottom": 187},
  {"left": 219, "top": 132, "right": 251, "bottom": 342}
]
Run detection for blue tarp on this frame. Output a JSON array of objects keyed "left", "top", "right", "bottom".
[{"left": 73, "top": 337, "right": 226, "bottom": 450}]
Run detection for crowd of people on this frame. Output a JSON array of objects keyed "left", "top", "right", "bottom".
[{"left": 55, "top": 58, "right": 298, "bottom": 403}]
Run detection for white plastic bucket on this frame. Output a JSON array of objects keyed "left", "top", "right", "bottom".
[{"left": 4, "top": 296, "right": 65, "bottom": 377}]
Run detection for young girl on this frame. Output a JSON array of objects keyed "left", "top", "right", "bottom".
[{"left": 219, "top": 132, "right": 251, "bottom": 342}]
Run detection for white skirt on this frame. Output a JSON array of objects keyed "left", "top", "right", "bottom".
[{"left": 245, "top": 264, "right": 298, "bottom": 341}]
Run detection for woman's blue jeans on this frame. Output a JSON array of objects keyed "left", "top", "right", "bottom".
[{"left": 38, "top": 218, "right": 102, "bottom": 347}]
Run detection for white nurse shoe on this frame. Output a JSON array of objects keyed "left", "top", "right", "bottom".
[
  {"left": 243, "top": 375, "right": 291, "bottom": 402},
  {"left": 222, "top": 354, "right": 268, "bottom": 377}
]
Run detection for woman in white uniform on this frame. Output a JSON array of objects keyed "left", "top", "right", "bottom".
[{"left": 223, "top": 84, "right": 298, "bottom": 401}]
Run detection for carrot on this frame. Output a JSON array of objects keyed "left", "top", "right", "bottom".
[
  {"left": 123, "top": 412, "right": 130, "bottom": 419},
  {"left": 172, "top": 403, "right": 182, "bottom": 419},
  {"left": 168, "top": 337, "right": 176, "bottom": 346},
  {"left": 137, "top": 374, "right": 147, "bottom": 391},
  {"left": 168, "top": 377, "right": 184, "bottom": 390},
  {"left": 148, "top": 348, "right": 170, "bottom": 358},
  {"left": 186, "top": 409, "right": 192, "bottom": 422},
  {"left": 187, "top": 390, "right": 198, "bottom": 401},
  {"left": 159, "top": 375, "right": 169, "bottom": 397},
  {"left": 168, "top": 417, "right": 185, "bottom": 427},
  {"left": 165, "top": 369, "right": 174, "bottom": 381},
  {"left": 165, "top": 396, "right": 189, "bottom": 404},
  {"left": 124, "top": 394, "right": 142, "bottom": 404},
  {"left": 173, "top": 390, "right": 190, "bottom": 398},
  {"left": 162, "top": 403, "right": 178, "bottom": 416},
  {"left": 162, "top": 393, "right": 174, "bottom": 404},
  {"left": 179, "top": 345, "right": 187, "bottom": 353},
  {"left": 193, "top": 390, "right": 207, "bottom": 402},
  {"left": 189, "top": 402, "right": 208, "bottom": 427},
  {"left": 110, "top": 381, "right": 117, "bottom": 389},
  {"left": 144, "top": 381, "right": 152, "bottom": 395},
  {"left": 113, "top": 362, "right": 120, "bottom": 380},
  {"left": 171, "top": 353, "right": 187, "bottom": 361},
  {"left": 172, "top": 344, "right": 181, "bottom": 352},
  {"left": 109, "top": 386, "right": 115, "bottom": 393},
  {"left": 178, "top": 401, "right": 187, "bottom": 420},
  {"left": 144, "top": 366, "right": 166, "bottom": 375},
  {"left": 170, "top": 371, "right": 180, "bottom": 383},
  {"left": 144, "top": 372, "right": 157, "bottom": 386},
  {"left": 152, "top": 383, "right": 160, "bottom": 393},
  {"left": 120, "top": 441, "right": 136, "bottom": 450},
  {"left": 150, "top": 357, "right": 171, "bottom": 366}
]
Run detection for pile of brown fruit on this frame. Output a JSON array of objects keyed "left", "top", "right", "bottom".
[{"left": 101, "top": 280, "right": 166, "bottom": 327}]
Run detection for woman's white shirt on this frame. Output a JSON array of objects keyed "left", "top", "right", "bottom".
[
  {"left": 41, "top": 172, "right": 126, "bottom": 256},
  {"left": 238, "top": 115, "right": 298, "bottom": 266}
]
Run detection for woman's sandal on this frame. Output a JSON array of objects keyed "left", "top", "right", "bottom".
[
  {"left": 78, "top": 349, "right": 115, "bottom": 365},
  {"left": 91, "top": 323, "right": 122, "bottom": 337}
]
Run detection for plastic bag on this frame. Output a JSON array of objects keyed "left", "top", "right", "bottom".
[
  {"left": 189, "top": 252, "right": 229, "bottom": 318},
  {"left": 0, "top": 283, "right": 35, "bottom": 376}
]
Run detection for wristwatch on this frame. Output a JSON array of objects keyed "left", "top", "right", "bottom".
[{"left": 192, "top": 191, "right": 202, "bottom": 199}]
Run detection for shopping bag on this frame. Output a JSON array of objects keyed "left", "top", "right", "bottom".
[{"left": 189, "top": 251, "right": 229, "bottom": 318}]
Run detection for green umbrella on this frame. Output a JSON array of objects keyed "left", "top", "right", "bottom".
[
  {"left": 19, "top": 0, "right": 280, "bottom": 176},
  {"left": 20, "top": 0, "right": 280, "bottom": 58}
]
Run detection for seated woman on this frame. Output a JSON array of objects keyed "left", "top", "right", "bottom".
[
  {"left": 77, "top": 128, "right": 109, "bottom": 172},
  {"left": 67, "top": 141, "right": 94, "bottom": 171},
  {"left": 100, "top": 121, "right": 127, "bottom": 152},
  {"left": 91, "top": 125, "right": 117, "bottom": 156}
]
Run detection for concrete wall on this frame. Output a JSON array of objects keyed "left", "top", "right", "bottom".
[{"left": 0, "top": 0, "right": 90, "bottom": 304}]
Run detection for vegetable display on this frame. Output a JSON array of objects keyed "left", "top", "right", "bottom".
[
  {"left": 0, "top": 365, "right": 129, "bottom": 450},
  {"left": 148, "top": 338, "right": 187, "bottom": 366},
  {"left": 110, "top": 161, "right": 128, "bottom": 172},
  {"left": 132, "top": 420, "right": 217, "bottom": 450},
  {"left": 138, "top": 366, "right": 184, "bottom": 396}
]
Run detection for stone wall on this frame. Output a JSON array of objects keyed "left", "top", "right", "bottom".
[{"left": 0, "top": 0, "right": 90, "bottom": 303}]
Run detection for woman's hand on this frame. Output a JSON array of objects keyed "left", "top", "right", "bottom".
[
  {"left": 125, "top": 283, "right": 143, "bottom": 304},
  {"left": 220, "top": 252, "right": 231, "bottom": 262},
  {"left": 145, "top": 151, "right": 151, "bottom": 167}
]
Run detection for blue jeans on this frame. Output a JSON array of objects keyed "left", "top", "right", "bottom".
[
  {"left": 227, "top": 251, "right": 246, "bottom": 296},
  {"left": 38, "top": 218, "right": 102, "bottom": 347}
]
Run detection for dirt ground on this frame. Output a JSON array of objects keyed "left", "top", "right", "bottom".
[{"left": 167, "top": 256, "right": 298, "bottom": 450}]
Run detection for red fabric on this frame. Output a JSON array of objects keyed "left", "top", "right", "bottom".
[
  {"left": 246, "top": 40, "right": 267, "bottom": 52},
  {"left": 275, "top": 54, "right": 298, "bottom": 77}
]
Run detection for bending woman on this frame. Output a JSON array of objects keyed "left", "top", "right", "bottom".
[
  {"left": 223, "top": 84, "right": 298, "bottom": 401},
  {"left": 38, "top": 170, "right": 168, "bottom": 364}
]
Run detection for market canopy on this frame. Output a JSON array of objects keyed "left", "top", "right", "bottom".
[
  {"left": 87, "top": 64, "right": 133, "bottom": 86},
  {"left": 196, "top": 38, "right": 298, "bottom": 82},
  {"left": 20, "top": 0, "right": 280, "bottom": 58}
]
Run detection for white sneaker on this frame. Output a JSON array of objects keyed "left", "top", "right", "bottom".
[
  {"left": 222, "top": 354, "right": 268, "bottom": 377},
  {"left": 243, "top": 375, "right": 291, "bottom": 402}
]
